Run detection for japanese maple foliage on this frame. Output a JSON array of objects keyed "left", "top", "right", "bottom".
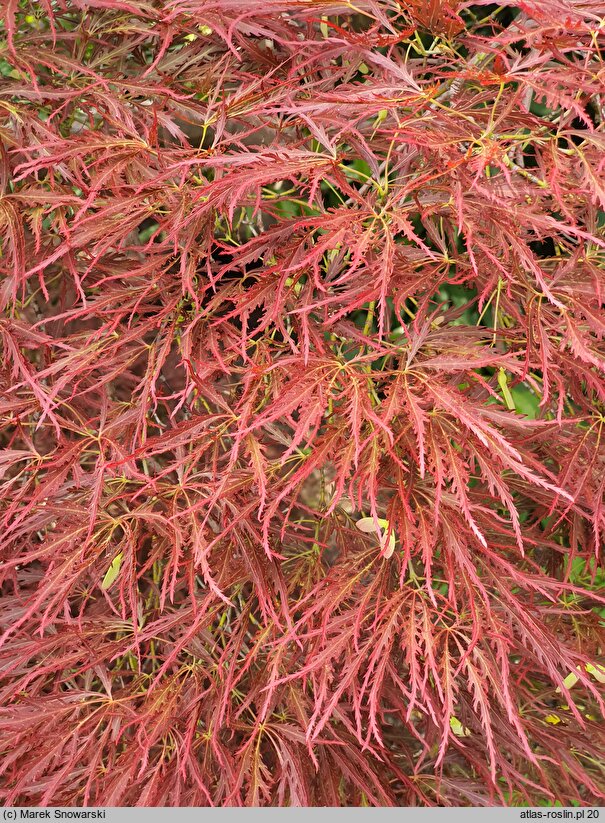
[{"left": 1, "top": 0, "right": 605, "bottom": 807}]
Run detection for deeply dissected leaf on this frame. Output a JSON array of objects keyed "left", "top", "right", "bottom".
[{"left": 0, "top": 0, "right": 604, "bottom": 808}]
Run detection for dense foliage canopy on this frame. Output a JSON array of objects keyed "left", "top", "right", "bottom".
[{"left": 1, "top": 0, "right": 604, "bottom": 807}]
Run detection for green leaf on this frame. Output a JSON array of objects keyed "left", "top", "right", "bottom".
[
  {"left": 510, "top": 384, "right": 540, "bottom": 418},
  {"left": 557, "top": 669, "right": 580, "bottom": 692},
  {"left": 449, "top": 716, "right": 471, "bottom": 737},
  {"left": 497, "top": 368, "right": 515, "bottom": 411},
  {"left": 101, "top": 552, "right": 123, "bottom": 590},
  {"left": 556, "top": 662, "right": 605, "bottom": 692},
  {"left": 585, "top": 662, "right": 605, "bottom": 683}
]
